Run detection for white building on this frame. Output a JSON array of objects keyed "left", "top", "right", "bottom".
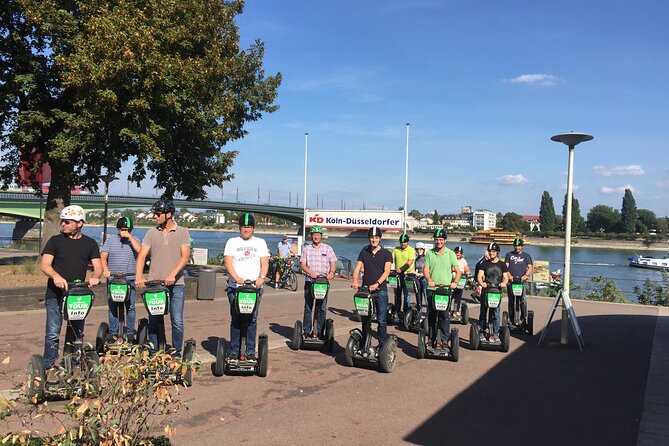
[{"left": 473, "top": 209, "right": 497, "bottom": 230}]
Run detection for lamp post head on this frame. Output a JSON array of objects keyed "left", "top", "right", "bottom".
[
  {"left": 551, "top": 132, "right": 593, "bottom": 147},
  {"left": 100, "top": 174, "right": 118, "bottom": 185}
]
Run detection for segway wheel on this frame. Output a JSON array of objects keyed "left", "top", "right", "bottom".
[
  {"left": 502, "top": 311, "right": 509, "bottom": 327},
  {"left": 450, "top": 328, "right": 459, "bottom": 362},
  {"left": 403, "top": 308, "right": 414, "bottom": 331},
  {"left": 345, "top": 336, "right": 356, "bottom": 367},
  {"left": 137, "top": 318, "right": 149, "bottom": 348},
  {"left": 257, "top": 335, "right": 269, "bottom": 377},
  {"left": 182, "top": 339, "right": 196, "bottom": 387},
  {"left": 387, "top": 303, "right": 396, "bottom": 325},
  {"left": 417, "top": 330, "right": 426, "bottom": 359},
  {"left": 500, "top": 326, "right": 510, "bottom": 353},
  {"left": 422, "top": 317, "right": 429, "bottom": 334},
  {"left": 527, "top": 310, "right": 534, "bottom": 336},
  {"left": 470, "top": 324, "right": 480, "bottom": 350},
  {"left": 157, "top": 328, "right": 166, "bottom": 353},
  {"left": 84, "top": 348, "right": 100, "bottom": 396},
  {"left": 291, "top": 320, "right": 302, "bottom": 350},
  {"left": 378, "top": 338, "right": 397, "bottom": 373},
  {"left": 26, "top": 355, "right": 46, "bottom": 402},
  {"left": 460, "top": 303, "right": 469, "bottom": 325},
  {"left": 287, "top": 271, "right": 298, "bottom": 292},
  {"left": 96, "top": 322, "right": 109, "bottom": 355},
  {"left": 324, "top": 319, "right": 335, "bottom": 353},
  {"left": 213, "top": 338, "right": 227, "bottom": 377}
]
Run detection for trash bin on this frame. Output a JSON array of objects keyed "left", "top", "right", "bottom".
[{"left": 197, "top": 270, "right": 217, "bottom": 300}]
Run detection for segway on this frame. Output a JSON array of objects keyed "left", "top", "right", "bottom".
[
  {"left": 503, "top": 276, "right": 534, "bottom": 335},
  {"left": 213, "top": 281, "right": 268, "bottom": 377},
  {"left": 26, "top": 281, "right": 99, "bottom": 402},
  {"left": 449, "top": 274, "right": 469, "bottom": 325},
  {"left": 345, "top": 287, "right": 398, "bottom": 373},
  {"left": 469, "top": 284, "right": 510, "bottom": 352},
  {"left": 96, "top": 273, "right": 133, "bottom": 355},
  {"left": 291, "top": 276, "right": 335, "bottom": 352},
  {"left": 386, "top": 271, "right": 402, "bottom": 325},
  {"left": 417, "top": 286, "right": 459, "bottom": 361},
  {"left": 402, "top": 273, "right": 426, "bottom": 333},
  {"left": 136, "top": 280, "right": 197, "bottom": 386}
]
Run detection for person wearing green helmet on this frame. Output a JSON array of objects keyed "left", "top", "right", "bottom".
[
  {"left": 477, "top": 242, "right": 509, "bottom": 342},
  {"left": 300, "top": 225, "right": 337, "bottom": 338},
  {"left": 504, "top": 237, "right": 533, "bottom": 327},
  {"left": 391, "top": 233, "right": 416, "bottom": 322}
]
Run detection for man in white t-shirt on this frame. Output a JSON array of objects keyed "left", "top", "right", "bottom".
[{"left": 223, "top": 213, "right": 269, "bottom": 360}]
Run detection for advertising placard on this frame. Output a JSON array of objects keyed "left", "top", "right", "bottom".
[{"left": 305, "top": 210, "right": 403, "bottom": 231}]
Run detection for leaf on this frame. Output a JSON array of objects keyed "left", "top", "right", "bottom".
[{"left": 1, "top": 357, "right": 9, "bottom": 365}]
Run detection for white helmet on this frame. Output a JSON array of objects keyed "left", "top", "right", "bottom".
[
  {"left": 60, "top": 205, "right": 86, "bottom": 222},
  {"left": 416, "top": 242, "right": 426, "bottom": 249}
]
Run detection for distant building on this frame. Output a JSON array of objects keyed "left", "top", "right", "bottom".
[
  {"left": 215, "top": 213, "right": 226, "bottom": 224},
  {"left": 441, "top": 214, "right": 472, "bottom": 228},
  {"left": 522, "top": 215, "right": 541, "bottom": 231},
  {"left": 461, "top": 206, "right": 473, "bottom": 214},
  {"left": 473, "top": 209, "right": 496, "bottom": 230}
]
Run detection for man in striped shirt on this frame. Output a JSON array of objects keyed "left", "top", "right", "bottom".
[{"left": 300, "top": 225, "right": 337, "bottom": 338}]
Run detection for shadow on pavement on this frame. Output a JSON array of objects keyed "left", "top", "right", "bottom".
[
  {"left": 269, "top": 322, "right": 293, "bottom": 340},
  {"left": 200, "top": 336, "right": 219, "bottom": 356},
  {"left": 328, "top": 306, "right": 358, "bottom": 322},
  {"left": 404, "top": 314, "right": 655, "bottom": 446}
]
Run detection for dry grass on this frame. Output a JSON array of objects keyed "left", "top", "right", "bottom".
[{"left": 0, "top": 263, "right": 45, "bottom": 288}]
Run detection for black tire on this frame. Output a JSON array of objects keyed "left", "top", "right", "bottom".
[
  {"left": 291, "top": 320, "right": 302, "bottom": 350},
  {"left": 403, "top": 308, "right": 414, "bottom": 331},
  {"left": 257, "top": 336, "right": 268, "bottom": 377},
  {"left": 345, "top": 336, "right": 356, "bottom": 367},
  {"left": 450, "top": 328, "right": 459, "bottom": 362},
  {"left": 460, "top": 304, "right": 469, "bottom": 325},
  {"left": 324, "top": 319, "right": 335, "bottom": 353},
  {"left": 378, "top": 338, "right": 397, "bottom": 373},
  {"left": 500, "top": 326, "right": 510, "bottom": 353},
  {"left": 26, "top": 355, "right": 45, "bottom": 402},
  {"left": 527, "top": 310, "right": 534, "bottom": 336},
  {"left": 137, "top": 318, "right": 149, "bottom": 348},
  {"left": 157, "top": 325, "right": 166, "bottom": 352},
  {"left": 96, "top": 322, "right": 109, "bottom": 355},
  {"left": 213, "top": 338, "right": 227, "bottom": 377},
  {"left": 287, "top": 271, "right": 298, "bottom": 292},
  {"left": 417, "top": 330, "right": 426, "bottom": 359},
  {"left": 387, "top": 303, "right": 395, "bottom": 325},
  {"left": 182, "top": 340, "right": 196, "bottom": 386},
  {"left": 422, "top": 317, "right": 429, "bottom": 334},
  {"left": 84, "top": 348, "right": 100, "bottom": 396},
  {"left": 470, "top": 324, "right": 480, "bottom": 350},
  {"left": 502, "top": 311, "right": 509, "bottom": 327}
]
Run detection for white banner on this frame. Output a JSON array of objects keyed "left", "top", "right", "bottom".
[{"left": 305, "top": 210, "right": 403, "bottom": 231}]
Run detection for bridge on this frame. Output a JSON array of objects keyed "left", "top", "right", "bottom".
[{"left": 0, "top": 191, "right": 304, "bottom": 224}]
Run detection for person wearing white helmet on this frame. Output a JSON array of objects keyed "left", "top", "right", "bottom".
[
  {"left": 414, "top": 242, "right": 428, "bottom": 310},
  {"left": 40, "top": 205, "right": 102, "bottom": 381}
]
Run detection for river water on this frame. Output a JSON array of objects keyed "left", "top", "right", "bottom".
[{"left": 1, "top": 222, "right": 666, "bottom": 301}]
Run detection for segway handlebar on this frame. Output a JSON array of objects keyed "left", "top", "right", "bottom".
[
  {"left": 67, "top": 280, "right": 90, "bottom": 290},
  {"left": 145, "top": 279, "right": 166, "bottom": 288},
  {"left": 512, "top": 276, "right": 524, "bottom": 284}
]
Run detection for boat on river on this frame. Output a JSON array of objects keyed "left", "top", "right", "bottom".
[
  {"left": 469, "top": 228, "right": 527, "bottom": 245},
  {"left": 628, "top": 254, "right": 669, "bottom": 270}
]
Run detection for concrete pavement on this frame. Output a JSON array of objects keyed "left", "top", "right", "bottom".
[{"left": 0, "top": 275, "right": 667, "bottom": 445}]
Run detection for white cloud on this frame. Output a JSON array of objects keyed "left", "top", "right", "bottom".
[
  {"left": 600, "top": 185, "right": 634, "bottom": 194},
  {"left": 506, "top": 74, "right": 561, "bottom": 86},
  {"left": 655, "top": 180, "right": 669, "bottom": 189},
  {"left": 496, "top": 174, "right": 528, "bottom": 186},
  {"left": 593, "top": 165, "right": 645, "bottom": 177}
]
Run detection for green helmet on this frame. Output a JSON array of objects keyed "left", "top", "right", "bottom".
[
  {"left": 399, "top": 233, "right": 410, "bottom": 243},
  {"left": 433, "top": 228, "right": 447, "bottom": 239},
  {"left": 513, "top": 237, "right": 524, "bottom": 247},
  {"left": 310, "top": 225, "right": 323, "bottom": 234}
]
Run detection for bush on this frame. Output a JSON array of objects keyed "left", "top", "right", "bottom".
[
  {"left": 1, "top": 345, "right": 193, "bottom": 445},
  {"left": 634, "top": 272, "right": 669, "bottom": 306},
  {"left": 572, "top": 276, "right": 627, "bottom": 303}
]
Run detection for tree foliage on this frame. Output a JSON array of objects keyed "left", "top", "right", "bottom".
[
  {"left": 500, "top": 212, "right": 529, "bottom": 233},
  {"left": 562, "top": 193, "right": 586, "bottom": 232},
  {"left": 539, "top": 191, "right": 556, "bottom": 232},
  {"left": 1, "top": 0, "right": 281, "bottom": 247},
  {"left": 636, "top": 208, "right": 657, "bottom": 235},
  {"left": 586, "top": 205, "right": 620, "bottom": 233},
  {"left": 620, "top": 188, "right": 637, "bottom": 234},
  {"left": 633, "top": 272, "right": 669, "bottom": 306},
  {"left": 432, "top": 210, "right": 439, "bottom": 225}
]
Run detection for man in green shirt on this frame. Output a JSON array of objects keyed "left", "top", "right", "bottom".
[{"left": 423, "top": 229, "right": 460, "bottom": 348}]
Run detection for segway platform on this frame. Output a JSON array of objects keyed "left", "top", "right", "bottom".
[{"left": 417, "top": 327, "right": 459, "bottom": 361}]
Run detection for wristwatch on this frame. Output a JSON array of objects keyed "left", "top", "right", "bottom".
[{"left": 260, "top": 275, "right": 266, "bottom": 279}]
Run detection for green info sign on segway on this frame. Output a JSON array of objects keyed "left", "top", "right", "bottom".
[
  {"left": 143, "top": 285, "right": 170, "bottom": 316},
  {"left": 237, "top": 290, "right": 258, "bottom": 314},
  {"left": 109, "top": 281, "right": 129, "bottom": 303},
  {"left": 63, "top": 287, "right": 93, "bottom": 321},
  {"left": 432, "top": 288, "right": 451, "bottom": 312}
]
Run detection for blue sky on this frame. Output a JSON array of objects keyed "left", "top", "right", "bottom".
[{"left": 112, "top": 0, "right": 669, "bottom": 217}]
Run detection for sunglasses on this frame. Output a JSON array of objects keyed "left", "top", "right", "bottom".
[
  {"left": 153, "top": 212, "right": 164, "bottom": 217},
  {"left": 60, "top": 220, "right": 76, "bottom": 225}
]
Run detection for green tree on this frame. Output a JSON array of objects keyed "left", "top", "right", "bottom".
[
  {"left": 500, "top": 212, "right": 529, "bottom": 233},
  {"left": 586, "top": 205, "right": 620, "bottom": 233},
  {"left": 582, "top": 276, "right": 627, "bottom": 303},
  {"left": 432, "top": 210, "right": 440, "bottom": 225},
  {"left": 620, "top": 188, "right": 638, "bottom": 234},
  {"left": 0, "top": 0, "right": 281, "bottom": 248},
  {"left": 539, "top": 191, "right": 556, "bottom": 232},
  {"left": 409, "top": 209, "right": 422, "bottom": 219},
  {"left": 636, "top": 209, "right": 657, "bottom": 234},
  {"left": 562, "top": 193, "right": 586, "bottom": 232}
]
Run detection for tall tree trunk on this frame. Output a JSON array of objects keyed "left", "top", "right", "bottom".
[{"left": 40, "top": 160, "right": 74, "bottom": 253}]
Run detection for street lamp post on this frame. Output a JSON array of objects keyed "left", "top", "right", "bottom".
[
  {"left": 542, "top": 132, "right": 592, "bottom": 348},
  {"left": 302, "top": 133, "right": 308, "bottom": 243},
  {"left": 403, "top": 123, "right": 409, "bottom": 233},
  {"left": 100, "top": 174, "right": 117, "bottom": 244}
]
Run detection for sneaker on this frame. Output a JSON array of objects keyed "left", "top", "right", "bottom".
[
  {"left": 275, "top": 283, "right": 279, "bottom": 289},
  {"left": 227, "top": 352, "right": 239, "bottom": 361},
  {"left": 46, "top": 368, "right": 59, "bottom": 384},
  {"left": 105, "top": 333, "right": 117, "bottom": 344},
  {"left": 246, "top": 353, "right": 257, "bottom": 361}
]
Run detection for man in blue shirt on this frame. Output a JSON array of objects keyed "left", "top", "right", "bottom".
[{"left": 504, "top": 238, "right": 533, "bottom": 326}]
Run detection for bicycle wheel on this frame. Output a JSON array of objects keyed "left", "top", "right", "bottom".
[{"left": 287, "top": 271, "right": 298, "bottom": 292}]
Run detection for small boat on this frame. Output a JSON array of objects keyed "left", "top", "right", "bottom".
[
  {"left": 469, "top": 228, "right": 527, "bottom": 245},
  {"left": 628, "top": 253, "right": 669, "bottom": 270}
]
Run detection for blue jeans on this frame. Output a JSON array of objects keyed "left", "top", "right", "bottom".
[
  {"left": 507, "top": 284, "right": 527, "bottom": 322},
  {"left": 107, "top": 279, "right": 136, "bottom": 338},
  {"left": 43, "top": 295, "right": 84, "bottom": 369},
  {"left": 362, "top": 290, "right": 388, "bottom": 346},
  {"left": 227, "top": 286, "right": 263, "bottom": 356},
  {"left": 479, "top": 292, "right": 501, "bottom": 335},
  {"left": 417, "top": 276, "right": 427, "bottom": 309},
  {"left": 394, "top": 274, "right": 411, "bottom": 314},
  {"left": 452, "top": 288, "right": 463, "bottom": 312},
  {"left": 427, "top": 289, "right": 450, "bottom": 344},
  {"left": 148, "top": 285, "right": 184, "bottom": 355},
  {"left": 303, "top": 282, "right": 327, "bottom": 335}
]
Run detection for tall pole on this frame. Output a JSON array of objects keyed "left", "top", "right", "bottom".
[
  {"left": 404, "top": 123, "right": 410, "bottom": 233},
  {"left": 100, "top": 174, "right": 117, "bottom": 245},
  {"left": 303, "top": 133, "right": 308, "bottom": 243}
]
